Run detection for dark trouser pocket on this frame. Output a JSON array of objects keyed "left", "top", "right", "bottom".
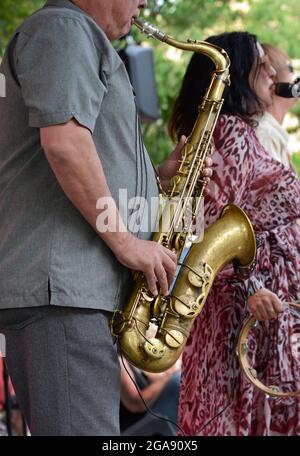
[{"left": 0, "top": 307, "right": 45, "bottom": 331}]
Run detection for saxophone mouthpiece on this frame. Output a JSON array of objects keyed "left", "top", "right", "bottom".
[{"left": 133, "top": 18, "right": 166, "bottom": 41}]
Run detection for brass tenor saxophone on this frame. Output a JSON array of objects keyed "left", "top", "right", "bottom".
[{"left": 111, "top": 19, "right": 256, "bottom": 372}]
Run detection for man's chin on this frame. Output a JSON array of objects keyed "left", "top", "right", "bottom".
[{"left": 121, "top": 23, "right": 132, "bottom": 37}]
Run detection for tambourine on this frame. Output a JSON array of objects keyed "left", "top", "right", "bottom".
[{"left": 237, "top": 302, "right": 300, "bottom": 398}]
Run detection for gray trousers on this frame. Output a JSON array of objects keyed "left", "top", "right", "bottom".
[{"left": 0, "top": 306, "right": 120, "bottom": 436}]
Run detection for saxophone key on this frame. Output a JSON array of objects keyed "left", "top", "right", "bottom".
[
  {"left": 141, "top": 289, "right": 155, "bottom": 302},
  {"left": 177, "top": 159, "right": 190, "bottom": 166},
  {"left": 187, "top": 262, "right": 213, "bottom": 288},
  {"left": 173, "top": 294, "right": 200, "bottom": 318},
  {"left": 144, "top": 339, "right": 165, "bottom": 359},
  {"left": 176, "top": 170, "right": 189, "bottom": 178},
  {"left": 165, "top": 330, "right": 184, "bottom": 348}
]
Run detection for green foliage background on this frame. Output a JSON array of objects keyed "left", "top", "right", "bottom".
[{"left": 1, "top": 0, "right": 300, "bottom": 172}]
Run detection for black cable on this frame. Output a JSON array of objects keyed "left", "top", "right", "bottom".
[
  {"left": 196, "top": 400, "right": 233, "bottom": 435},
  {"left": 120, "top": 353, "right": 185, "bottom": 435}
]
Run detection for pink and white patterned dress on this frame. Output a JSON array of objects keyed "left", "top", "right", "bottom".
[{"left": 178, "top": 114, "right": 300, "bottom": 436}]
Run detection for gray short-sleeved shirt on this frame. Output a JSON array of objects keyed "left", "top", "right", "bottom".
[{"left": 0, "top": 0, "right": 159, "bottom": 311}]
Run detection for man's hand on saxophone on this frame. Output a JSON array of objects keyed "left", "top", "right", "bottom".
[{"left": 114, "top": 233, "right": 178, "bottom": 297}]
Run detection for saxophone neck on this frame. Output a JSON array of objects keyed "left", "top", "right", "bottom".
[
  {"left": 134, "top": 18, "right": 230, "bottom": 75},
  {"left": 134, "top": 18, "right": 167, "bottom": 42}
]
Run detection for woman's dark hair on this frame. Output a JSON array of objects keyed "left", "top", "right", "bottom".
[{"left": 169, "top": 31, "right": 263, "bottom": 141}]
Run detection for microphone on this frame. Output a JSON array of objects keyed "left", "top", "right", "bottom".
[{"left": 275, "top": 78, "right": 300, "bottom": 98}]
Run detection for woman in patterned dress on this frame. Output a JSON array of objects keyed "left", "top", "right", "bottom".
[{"left": 169, "top": 31, "right": 300, "bottom": 436}]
